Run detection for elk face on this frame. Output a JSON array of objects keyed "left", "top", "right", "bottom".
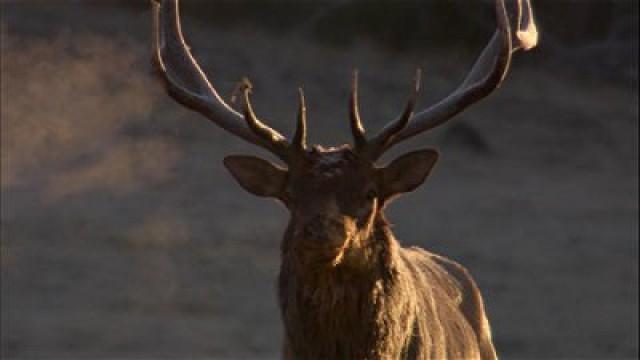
[{"left": 223, "top": 146, "right": 438, "bottom": 267}]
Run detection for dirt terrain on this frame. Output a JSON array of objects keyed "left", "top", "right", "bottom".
[{"left": 2, "top": 2, "right": 638, "bottom": 359}]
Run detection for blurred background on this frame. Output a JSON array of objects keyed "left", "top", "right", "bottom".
[{"left": 1, "top": 0, "right": 637, "bottom": 358}]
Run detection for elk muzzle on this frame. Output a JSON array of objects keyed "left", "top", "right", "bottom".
[{"left": 294, "top": 215, "right": 358, "bottom": 266}]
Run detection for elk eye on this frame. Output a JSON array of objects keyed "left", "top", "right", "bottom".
[{"left": 365, "top": 189, "right": 378, "bottom": 201}]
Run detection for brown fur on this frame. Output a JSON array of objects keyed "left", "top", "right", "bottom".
[{"left": 272, "top": 148, "right": 497, "bottom": 360}]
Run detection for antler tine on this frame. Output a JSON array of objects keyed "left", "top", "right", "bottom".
[
  {"left": 515, "top": 0, "right": 539, "bottom": 51},
  {"left": 349, "top": 70, "right": 367, "bottom": 150},
  {"left": 152, "top": 0, "right": 291, "bottom": 162},
  {"left": 366, "top": 0, "right": 538, "bottom": 160},
  {"left": 365, "top": 68, "right": 422, "bottom": 159},
  {"left": 240, "top": 83, "right": 290, "bottom": 159},
  {"left": 292, "top": 87, "right": 308, "bottom": 151}
]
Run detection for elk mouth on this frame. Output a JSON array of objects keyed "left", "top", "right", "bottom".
[
  {"left": 293, "top": 229, "right": 378, "bottom": 272},
  {"left": 290, "top": 218, "right": 359, "bottom": 268},
  {"left": 294, "top": 234, "right": 353, "bottom": 267}
]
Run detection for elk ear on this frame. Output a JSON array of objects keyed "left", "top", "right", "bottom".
[
  {"left": 223, "top": 155, "right": 288, "bottom": 199},
  {"left": 378, "top": 149, "right": 439, "bottom": 201}
]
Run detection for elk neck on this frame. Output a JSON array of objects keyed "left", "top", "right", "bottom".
[{"left": 278, "top": 215, "right": 419, "bottom": 358}]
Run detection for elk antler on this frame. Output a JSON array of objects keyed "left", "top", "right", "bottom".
[
  {"left": 151, "top": 0, "right": 306, "bottom": 162},
  {"left": 353, "top": 0, "right": 538, "bottom": 160}
]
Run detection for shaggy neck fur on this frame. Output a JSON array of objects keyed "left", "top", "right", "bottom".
[{"left": 278, "top": 215, "right": 420, "bottom": 359}]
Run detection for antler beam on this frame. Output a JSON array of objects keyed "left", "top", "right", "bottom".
[
  {"left": 152, "top": 0, "right": 306, "bottom": 163},
  {"left": 353, "top": 0, "right": 538, "bottom": 160}
]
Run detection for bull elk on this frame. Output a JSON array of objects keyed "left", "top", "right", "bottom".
[{"left": 151, "top": 0, "right": 538, "bottom": 358}]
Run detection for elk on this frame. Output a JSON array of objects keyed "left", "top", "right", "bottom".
[{"left": 151, "top": 0, "right": 537, "bottom": 358}]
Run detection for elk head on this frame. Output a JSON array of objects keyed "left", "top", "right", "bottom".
[
  {"left": 222, "top": 73, "right": 440, "bottom": 269},
  {"left": 152, "top": 0, "right": 538, "bottom": 269}
]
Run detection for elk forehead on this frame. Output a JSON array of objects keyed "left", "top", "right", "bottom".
[
  {"left": 309, "top": 146, "right": 360, "bottom": 178},
  {"left": 289, "top": 146, "right": 374, "bottom": 212},
  {"left": 298, "top": 146, "right": 372, "bottom": 185}
]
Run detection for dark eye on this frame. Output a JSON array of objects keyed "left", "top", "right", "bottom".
[{"left": 365, "top": 189, "right": 378, "bottom": 201}]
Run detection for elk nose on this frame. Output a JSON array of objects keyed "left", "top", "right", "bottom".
[
  {"left": 302, "top": 217, "right": 323, "bottom": 239},
  {"left": 301, "top": 216, "right": 343, "bottom": 240}
]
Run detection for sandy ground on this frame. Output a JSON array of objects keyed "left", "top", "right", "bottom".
[{"left": 1, "top": 2, "right": 638, "bottom": 359}]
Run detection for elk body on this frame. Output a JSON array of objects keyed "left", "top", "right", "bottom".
[{"left": 151, "top": 0, "right": 538, "bottom": 359}]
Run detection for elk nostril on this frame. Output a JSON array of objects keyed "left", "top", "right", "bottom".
[
  {"left": 302, "top": 226, "right": 314, "bottom": 238},
  {"left": 299, "top": 216, "right": 347, "bottom": 241}
]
